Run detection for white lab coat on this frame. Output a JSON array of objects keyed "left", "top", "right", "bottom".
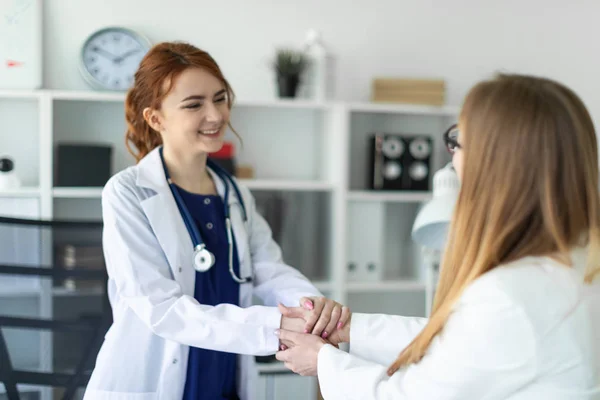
[
  {"left": 317, "top": 256, "right": 600, "bottom": 399},
  {"left": 83, "top": 147, "right": 322, "bottom": 400}
]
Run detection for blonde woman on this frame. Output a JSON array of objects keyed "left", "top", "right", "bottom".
[{"left": 275, "top": 74, "right": 600, "bottom": 399}]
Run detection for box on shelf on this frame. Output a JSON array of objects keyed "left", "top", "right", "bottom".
[
  {"left": 235, "top": 165, "right": 254, "bottom": 179},
  {"left": 371, "top": 78, "right": 445, "bottom": 106}
]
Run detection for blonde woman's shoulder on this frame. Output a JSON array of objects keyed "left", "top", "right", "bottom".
[{"left": 459, "top": 254, "right": 591, "bottom": 333}]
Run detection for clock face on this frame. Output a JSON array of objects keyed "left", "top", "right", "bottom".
[{"left": 80, "top": 27, "right": 151, "bottom": 91}]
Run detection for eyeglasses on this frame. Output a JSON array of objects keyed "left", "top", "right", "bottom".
[{"left": 443, "top": 124, "right": 461, "bottom": 154}]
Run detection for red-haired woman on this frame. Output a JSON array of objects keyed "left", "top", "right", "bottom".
[{"left": 83, "top": 41, "right": 349, "bottom": 400}]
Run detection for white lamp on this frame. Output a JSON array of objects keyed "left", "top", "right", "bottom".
[
  {"left": 411, "top": 162, "right": 460, "bottom": 315},
  {"left": 412, "top": 162, "right": 460, "bottom": 250}
]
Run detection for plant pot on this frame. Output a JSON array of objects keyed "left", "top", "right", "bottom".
[{"left": 277, "top": 74, "right": 300, "bottom": 98}]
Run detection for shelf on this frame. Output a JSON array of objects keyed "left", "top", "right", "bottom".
[
  {"left": 234, "top": 98, "right": 329, "bottom": 110},
  {"left": 52, "top": 187, "right": 103, "bottom": 198},
  {"left": 3, "top": 283, "right": 331, "bottom": 297},
  {"left": 52, "top": 286, "right": 104, "bottom": 297},
  {"left": 256, "top": 361, "right": 292, "bottom": 375},
  {"left": 347, "top": 102, "right": 460, "bottom": 116},
  {"left": 347, "top": 190, "right": 432, "bottom": 203},
  {"left": 50, "top": 89, "right": 125, "bottom": 102},
  {"left": 52, "top": 283, "right": 330, "bottom": 296},
  {"left": 52, "top": 181, "right": 333, "bottom": 198},
  {"left": 241, "top": 179, "right": 333, "bottom": 192},
  {"left": 346, "top": 279, "right": 426, "bottom": 293},
  {"left": 0, "top": 288, "right": 41, "bottom": 298},
  {"left": 0, "top": 89, "right": 42, "bottom": 100},
  {"left": 4, "top": 283, "right": 327, "bottom": 298},
  {"left": 49, "top": 90, "right": 329, "bottom": 110},
  {"left": 0, "top": 89, "right": 462, "bottom": 116},
  {"left": 0, "top": 187, "right": 41, "bottom": 198}
]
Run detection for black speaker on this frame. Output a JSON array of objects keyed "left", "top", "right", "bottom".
[{"left": 368, "top": 133, "right": 432, "bottom": 191}]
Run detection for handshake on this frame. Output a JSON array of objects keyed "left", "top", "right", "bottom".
[{"left": 275, "top": 296, "right": 352, "bottom": 376}]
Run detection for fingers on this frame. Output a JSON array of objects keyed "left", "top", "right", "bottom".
[
  {"left": 303, "top": 298, "right": 325, "bottom": 333},
  {"left": 275, "top": 349, "right": 290, "bottom": 362},
  {"left": 322, "top": 303, "right": 342, "bottom": 339},
  {"left": 278, "top": 303, "right": 306, "bottom": 319},
  {"left": 387, "top": 359, "right": 402, "bottom": 376},
  {"left": 337, "top": 305, "right": 351, "bottom": 330},
  {"left": 283, "top": 362, "right": 294, "bottom": 371},
  {"left": 284, "top": 362, "right": 293, "bottom": 372},
  {"left": 311, "top": 299, "right": 334, "bottom": 337},
  {"left": 275, "top": 328, "right": 302, "bottom": 345},
  {"left": 300, "top": 296, "right": 314, "bottom": 310}
]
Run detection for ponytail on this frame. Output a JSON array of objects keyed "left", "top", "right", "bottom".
[{"left": 125, "top": 88, "right": 162, "bottom": 164}]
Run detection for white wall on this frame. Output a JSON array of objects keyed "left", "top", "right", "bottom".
[{"left": 44, "top": 0, "right": 600, "bottom": 125}]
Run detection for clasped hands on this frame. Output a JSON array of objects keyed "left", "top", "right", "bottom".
[{"left": 276, "top": 296, "right": 351, "bottom": 376}]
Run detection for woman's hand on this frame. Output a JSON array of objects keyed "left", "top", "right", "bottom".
[
  {"left": 275, "top": 329, "right": 326, "bottom": 376},
  {"left": 279, "top": 313, "right": 305, "bottom": 350},
  {"left": 279, "top": 297, "right": 350, "bottom": 339},
  {"left": 322, "top": 312, "right": 351, "bottom": 346}
]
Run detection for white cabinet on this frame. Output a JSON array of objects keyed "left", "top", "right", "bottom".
[{"left": 0, "top": 89, "right": 459, "bottom": 399}]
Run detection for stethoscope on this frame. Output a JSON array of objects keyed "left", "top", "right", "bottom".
[{"left": 159, "top": 147, "right": 252, "bottom": 284}]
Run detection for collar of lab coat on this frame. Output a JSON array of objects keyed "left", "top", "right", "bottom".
[
  {"left": 135, "top": 146, "right": 240, "bottom": 206},
  {"left": 132, "top": 146, "right": 247, "bottom": 295}
]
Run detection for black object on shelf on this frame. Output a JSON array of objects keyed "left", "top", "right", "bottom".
[
  {"left": 368, "top": 133, "right": 432, "bottom": 191},
  {"left": 277, "top": 74, "right": 300, "bottom": 98},
  {"left": 0, "top": 157, "right": 14, "bottom": 172},
  {"left": 55, "top": 143, "right": 113, "bottom": 187}
]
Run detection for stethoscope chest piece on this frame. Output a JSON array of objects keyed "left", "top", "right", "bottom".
[
  {"left": 194, "top": 245, "right": 215, "bottom": 272},
  {"left": 159, "top": 147, "right": 251, "bottom": 282}
]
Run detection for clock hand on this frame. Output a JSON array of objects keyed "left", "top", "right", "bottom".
[
  {"left": 114, "top": 48, "right": 141, "bottom": 64},
  {"left": 92, "top": 46, "right": 119, "bottom": 62}
]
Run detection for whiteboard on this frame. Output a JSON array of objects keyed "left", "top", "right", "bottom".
[{"left": 0, "top": 0, "right": 42, "bottom": 89}]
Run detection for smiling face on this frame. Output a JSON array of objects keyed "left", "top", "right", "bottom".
[{"left": 143, "top": 67, "right": 230, "bottom": 157}]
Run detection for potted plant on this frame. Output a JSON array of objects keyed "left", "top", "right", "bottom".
[{"left": 272, "top": 48, "right": 307, "bottom": 98}]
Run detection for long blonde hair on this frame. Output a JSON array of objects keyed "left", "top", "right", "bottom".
[{"left": 388, "top": 73, "right": 600, "bottom": 374}]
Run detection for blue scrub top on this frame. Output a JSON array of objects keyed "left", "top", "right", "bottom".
[{"left": 177, "top": 185, "right": 241, "bottom": 400}]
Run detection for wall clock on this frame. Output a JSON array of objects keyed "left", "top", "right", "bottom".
[{"left": 79, "top": 26, "right": 151, "bottom": 91}]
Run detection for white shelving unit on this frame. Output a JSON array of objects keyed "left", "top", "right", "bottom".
[{"left": 0, "top": 89, "right": 458, "bottom": 400}]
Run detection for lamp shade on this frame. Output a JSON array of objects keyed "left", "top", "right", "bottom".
[{"left": 411, "top": 163, "right": 460, "bottom": 250}]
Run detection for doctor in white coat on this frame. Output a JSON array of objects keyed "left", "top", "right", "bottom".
[
  {"left": 276, "top": 73, "right": 600, "bottom": 399},
  {"left": 83, "top": 41, "right": 349, "bottom": 400}
]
